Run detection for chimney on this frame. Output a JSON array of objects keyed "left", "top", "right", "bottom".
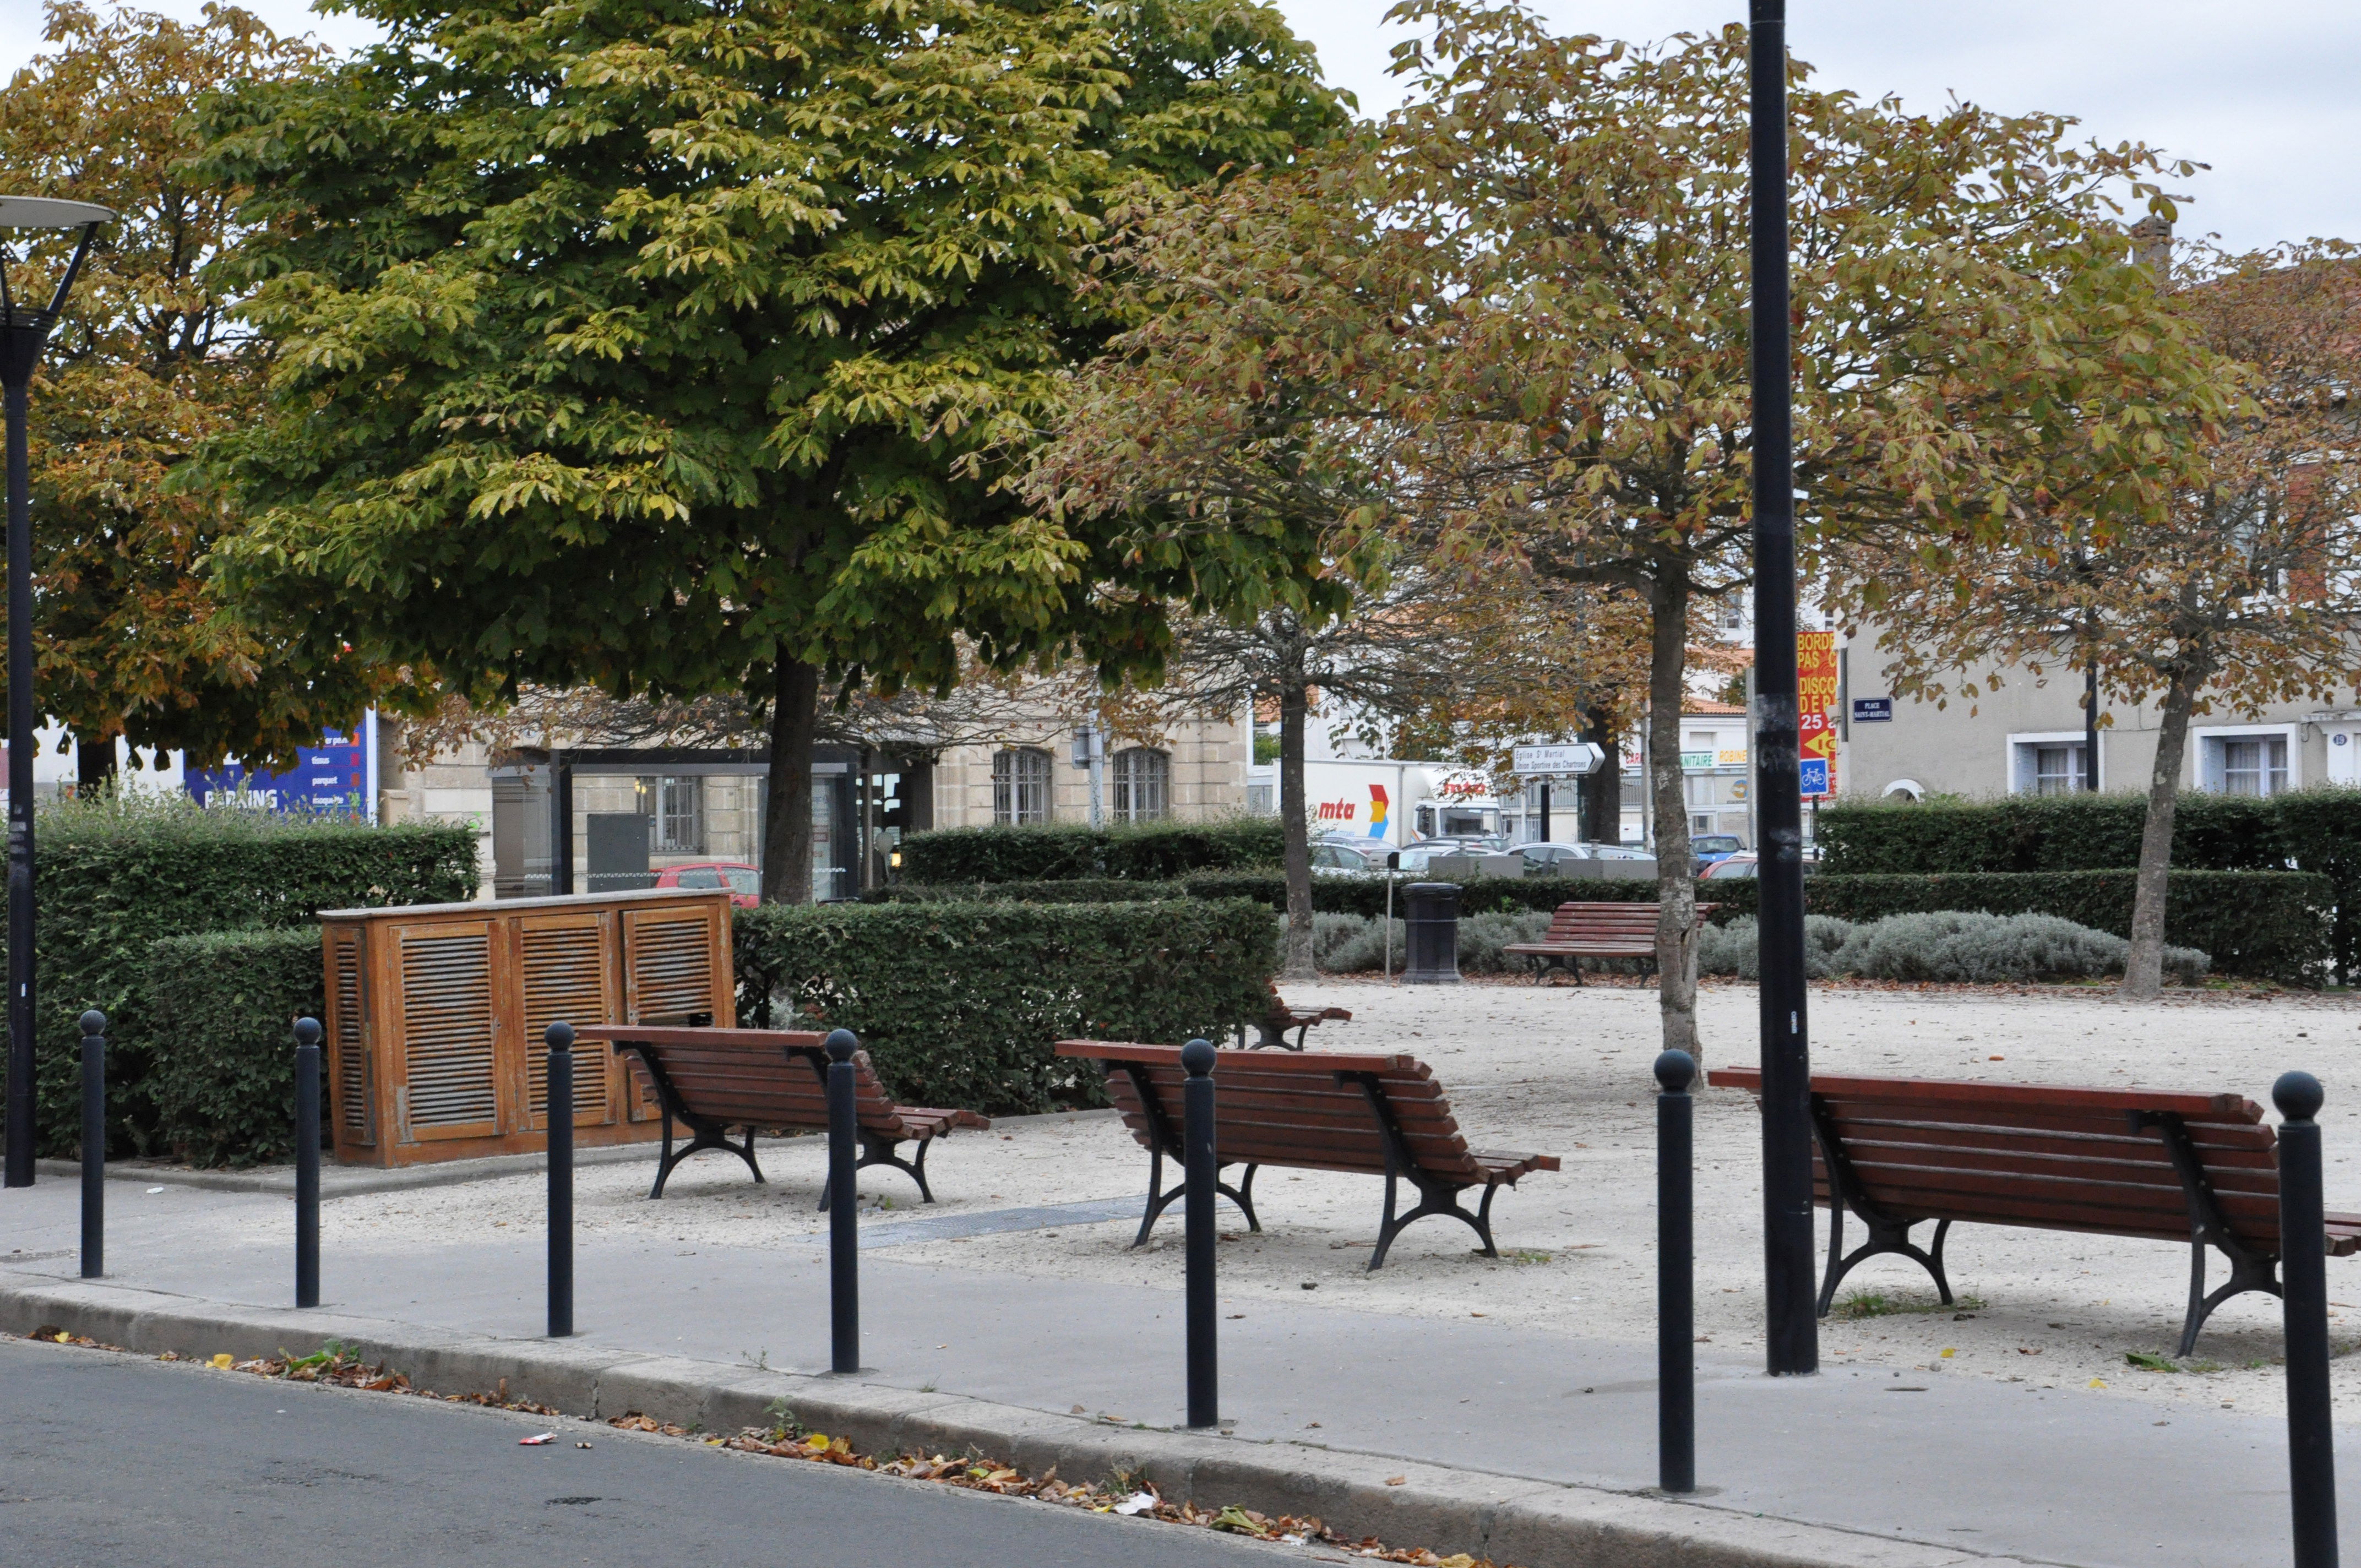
[{"left": 2130, "top": 215, "right": 2173, "bottom": 285}]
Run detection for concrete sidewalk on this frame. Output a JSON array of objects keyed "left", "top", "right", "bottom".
[{"left": 2, "top": 1164, "right": 2345, "bottom": 1568}]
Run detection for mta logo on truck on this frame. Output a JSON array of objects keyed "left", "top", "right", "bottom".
[{"left": 1314, "top": 784, "right": 1392, "bottom": 838}]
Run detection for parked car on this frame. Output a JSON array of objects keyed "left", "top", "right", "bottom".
[
  {"left": 1414, "top": 833, "right": 1511, "bottom": 854},
  {"left": 1516, "top": 842, "right": 1596, "bottom": 873},
  {"left": 1310, "top": 841, "right": 1384, "bottom": 876},
  {"left": 1691, "top": 833, "right": 1745, "bottom": 866},
  {"left": 653, "top": 861, "right": 762, "bottom": 907},
  {"left": 1699, "top": 853, "right": 1820, "bottom": 880}
]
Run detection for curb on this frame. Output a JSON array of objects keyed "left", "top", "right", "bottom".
[
  {"left": 30, "top": 1108, "right": 1118, "bottom": 1197},
  {"left": 0, "top": 1271, "right": 2034, "bottom": 1568}
]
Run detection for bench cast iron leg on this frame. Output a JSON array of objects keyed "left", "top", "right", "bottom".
[
  {"left": 818, "top": 1134, "right": 934, "bottom": 1211},
  {"left": 1814, "top": 1204, "right": 1952, "bottom": 1316},
  {"left": 1366, "top": 1158, "right": 1497, "bottom": 1271},
  {"left": 1130, "top": 1150, "right": 1259, "bottom": 1245},
  {"left": 2177, "top": 1237, "right": 2282, "bottom": 1358},
  {"left": 651, "top": 1120, "right": 763, "bottom": 1199}
]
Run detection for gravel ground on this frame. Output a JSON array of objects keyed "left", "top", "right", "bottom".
[{"left": 310, "top": 973, "right": 2361, "bottom": 1421}]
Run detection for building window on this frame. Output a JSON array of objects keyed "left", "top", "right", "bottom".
[
  {"left": 992, "top": 748, "right": 1052, "bottom": 824},
  {"left": 643, "top": 776, "right": 705, "bottom": 852},
  {"left": 2032, "top": 745, "right": 2083, "bottom": 796},
  {"left": 1111, "top": 748, "right": 1169, "bottom": 823},
  {"left": 2009, "top": 734, "right": 2097, "bottom": 795},
  {"left": 2205, "top": 734, "right": 2290, "bottom": 797}
]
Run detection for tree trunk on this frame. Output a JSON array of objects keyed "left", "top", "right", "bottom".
[
  {"left": 762, "top": 658, "right": 822, "bottom": 905},
  {"left": 2121, "top": 669, "right": 2199, "bottom": 999},
  {"left": 1646, "top": 577, "right": 1700, "bottom": 1057},
  {"left": 1278, "top": 661, "right": 1315, "bottom": 981},
  {"left": 1579, "top": 704, "right": 1619, "bottom": 843},
  {"left": 75, "top": 734, "right": 117, "bottom": 796}
]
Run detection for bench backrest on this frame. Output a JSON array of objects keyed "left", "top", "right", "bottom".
[
  {"left": 1712, "top": 1066, "right": 2282, "bottom": 1254},
  {"left": 583, "top": 1026, "right": 912, "bottom": 1137},
  {"left": 1056, "top": 1041, "right": 1484, "bottom": 1183},
  {"left": 1543, "top": 901, "right": 1717, "bottom": 940}
]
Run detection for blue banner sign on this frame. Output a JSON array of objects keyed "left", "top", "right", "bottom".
[{"left": 188, "top": 726, "right": 370, "bottom": 817}]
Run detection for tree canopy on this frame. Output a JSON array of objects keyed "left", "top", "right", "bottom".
[
  {"left": 1, "top": 1, "right": 377, "bottom": 783},
  {"left": 196, "top": 0, "right": 1345, "bottom": 896}
]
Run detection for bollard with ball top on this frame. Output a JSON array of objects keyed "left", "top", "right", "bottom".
[
  {"left": 546, "top": 1020, "right": 575, "bottom": 1337},
  {"left": 293, "top": 1016, "right": 323, "bottom": 1307},
  {"left": 2276, "top": 1070, "right": 2338, "bottom": 1568},
  {"left": 79, "top": 1009, "right": 105, "bottom": 1278},
  {"left": 1182, "top": 1036, "right": 1219, "bottom": 1428},
  {"left": 826, "top": 1028, "right": 861, "bottom": 1374},
  {"left": 1656, "top": 1047, "right": 1696, "bottom": 1494}
]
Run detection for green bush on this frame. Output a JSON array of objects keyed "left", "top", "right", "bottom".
[
  {"left": 1819, "top": 791, "right": 2361, "bottom": 979},
  {"left": 142, "top": 929, "right": 328, "bottom": 1167},
  {"left": 733, "top": 899, "right": 1278, "bottom": 1115},
  {"left": 3, "top": 796, "right": 478, "bottom": 1158},
  {"left": 864, "top": 878, "right": 1188, "bottom": 905},
  {"left": 1698, "top": 912, "right": 2210, "bottom": 986},
  {"left": 1183, "top": 871, "right": 1712, "bottom": 919},
  {"left": 897, "top": 818, "right": 1285, "bottom": 883},
  {"left": 1795, "top": 870, "right": 2325, "bottom": 984}
]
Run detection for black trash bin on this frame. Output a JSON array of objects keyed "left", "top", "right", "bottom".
[{"left": 1401, "top": 881, "right": 1461, "bottom": 986}]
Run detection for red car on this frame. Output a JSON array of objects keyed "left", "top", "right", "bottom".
[{"left": 652, "top": 862, "right": 762, "bottom": 908}]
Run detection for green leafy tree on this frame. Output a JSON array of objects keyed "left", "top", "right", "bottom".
[
  {"left": 0, "top": 2, "right": 380, "bottom": 785},
  {"left": 198, "top": 0, "right": 1343, "bottom": 899},
  {"left": 1350, "top": 1, "right": 2226, "bottom": 1055}
]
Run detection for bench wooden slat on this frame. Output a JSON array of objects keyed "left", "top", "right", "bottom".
[{"left": 1713, "top": 1066, "right": 2256, "bottom": 1121}]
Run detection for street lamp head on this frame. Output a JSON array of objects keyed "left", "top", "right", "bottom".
[
  {"left": 0, "top": 198, "right": 114, "bottom": 389},
  {"left": 0, "top": 197, "right": 116, "bottom": 230}
]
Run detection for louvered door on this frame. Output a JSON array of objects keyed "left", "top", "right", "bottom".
[
  {"left": 323, "top": 925, "right": 373, "bottom": 1150},
  {"left": 390, "top": 921, "right": 502, "bottom": 1142},
  {"left": 622, "top": 901, "right": 735, "bottom": 1120},
  {"left": 517, "top": 911, "right": 619, "bottom": 1129}
]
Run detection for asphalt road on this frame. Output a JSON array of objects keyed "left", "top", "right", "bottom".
[{"left": 0, "top": 1338, "right": 1329, "bottom": 1568}]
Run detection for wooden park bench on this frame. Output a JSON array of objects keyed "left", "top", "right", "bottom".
[
  {"left": 1712, "top": 1066, "right": 2361, "bottom": 1354},
  {"left": 1504, "top": 901, "right": 1717, "bottom": 985},
  {"left": 1237, "top": 980, "right": 1352, "bottom": 1051},
  {"left": 572, "top": 1025, "right": 989, "bottom": 1204},
  {"left": 1054, "top": 1041, "right": 1559, "bottom": 1270}
]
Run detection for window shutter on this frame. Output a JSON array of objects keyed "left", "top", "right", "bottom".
[
  {"left": 393, "top": 923, "right": 500, "bottom": 1140},
  {"left": 519, "top": 913, "right": 618, "bottom": 1129}
]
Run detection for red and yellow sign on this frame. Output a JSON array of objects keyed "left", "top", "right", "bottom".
[{"left": 1798, "top": 631, "right": 1839, "bottom": 798}]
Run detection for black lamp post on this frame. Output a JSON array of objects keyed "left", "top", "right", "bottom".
[
  {"left": 0, "top": 195, "right": 112, "bottom": 1189},
  {"left": 1746, "top": 3, "right": 1818, "bottom": 1375}
]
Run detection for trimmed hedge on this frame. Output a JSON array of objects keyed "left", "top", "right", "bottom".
[
  {"left": 4, "top": 798, "right": 478, "bottom": 1159},
  {"left": 864, "top": 879, "right": 1189, "bottom": 905},
  {"left": 1178, "top": 868, "right": 2324, "bottom": 982},
  {"left": 897, "top": 818, "right": 1285, "bottom": 884},
  {"left": 1819, "top": 792, "right": 2361, "bottom": 980},
  {"left": 142, "top": 930, "right": 328, "bottom": 1168},
  {"left": 733, "top": 899, "right": 1278, "bottom": 1115}
]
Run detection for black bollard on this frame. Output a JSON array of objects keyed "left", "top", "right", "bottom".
[
  {"left": 79, "top": 1010, "right": 105, "bottom": 1279},
  {"left": 293, "top": 1017, "right": 322, "bottom": 1308},
  {"left": 825, "top": 1028, "right": 861, "bottom": 1373},
  {"left": 1182, "top": 1037, "right": 1218, "bottom": 1428},
  {"left": 2276, "top": 1070, "right": 2338, "bottom": 1568},
  {"left": 547, "top": 1021, "right": 574, "bottom": 1338},
  {"left": 1655, "top": 1049, "right": 1697, "bottom": 1493}
]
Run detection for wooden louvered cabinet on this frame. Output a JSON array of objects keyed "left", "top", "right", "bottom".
[{"left": 317, "top": 890, "right": 735, "bottom": 1166}]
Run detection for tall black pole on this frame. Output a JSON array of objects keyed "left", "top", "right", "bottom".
[
  {"left": 1538, "top": 782, "right": 1552, "bottom": 843},
  {"left": 1656, "top": 1048, "right": 1696, "bottom": 1493},
  {"left": 546, "top": 1020, "right": 574, "bottom": 1338},
  {"left": 293, "top": 1016, "right": 322, "bottom": 1308},
  {"left": 2083, "top": 655, "right": 2100, "bottom": 792},
  {"left": 78, "top": 1009, "right": 104, "bottom": 1277},
  {"left": 1181, "top": 1037, "right": 1218, "bottom": 1428},
  {"left": 1748, "top": 0, "right": 1816, "bottom": 1378},
  {"left": 825, "top": 1027, "right": 861, "bottom": 1374},
  {"left": 2, "top": 214, "right": 104, "bottom": 1188},
  {"left": 2276, "top": 1071, "right": 2339, "bottom": 1568}
]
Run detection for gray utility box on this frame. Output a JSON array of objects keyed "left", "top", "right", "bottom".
[
  {"left": 1557, "top": 856, "right": 1660, "bottom": 881},
  {"left": 1432, "top": 853, "right": 1526, "bottom": 881}
]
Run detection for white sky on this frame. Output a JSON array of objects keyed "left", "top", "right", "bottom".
[{"left": 3, "top": 0, "right": 2354, "bottom": 252}]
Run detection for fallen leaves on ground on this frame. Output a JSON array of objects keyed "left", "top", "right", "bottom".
[{"left": 12, "top": 1332, "right": 1522, "bottom": 1567}]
